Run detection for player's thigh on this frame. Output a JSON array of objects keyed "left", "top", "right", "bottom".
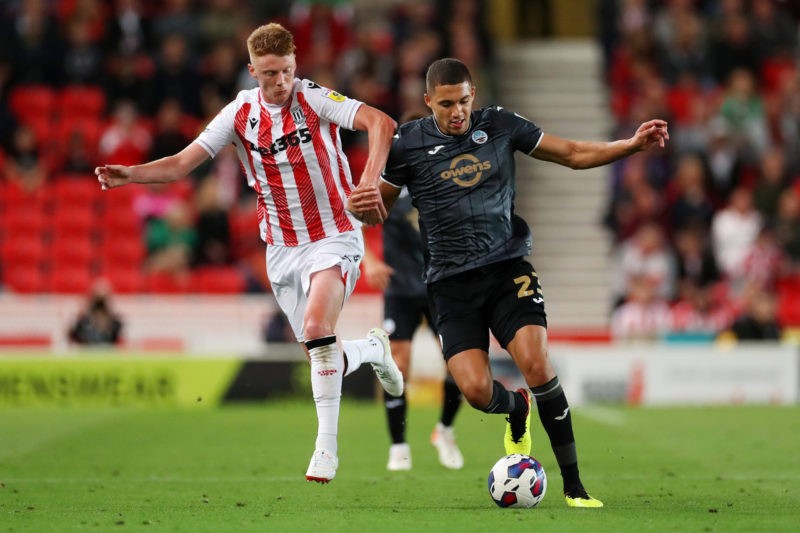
[
  {"left": 487, "top": 259, "right": 548, "bottom": 350},
  {"left": 506, "top": 324, "right": 555, "bottom": 387},
  {"left": 304, "top": 267, "right": 347, "bottom": 338},
  {"left": 427, "top": 275, "right": 491, "bottom": 360}
]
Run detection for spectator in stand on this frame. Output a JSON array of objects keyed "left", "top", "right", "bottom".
[
  {"left": 709, "top": 11, "right": 759, "bottom": 84},
  {"left": 199, "top": 40, "right": 243, "bottom": 113},
  {"left": 737, "top": 224, "right": 785, "bottom": 294},
  {"left": 4, "top": 124, "right": 47, "bottom": 193},
  {"left": 654, "top": 6, "right": 711, "bottom": 86},
  {"left": 669, "top": 281, "right": 734, "bottom": 338},
  {"left": 752, "top": 146, "right": 789, "bottom": 222},
  {"left": 711, "top": 186, "right": 763, "bottom": 279},
  {"left": 611, "top": 274, "right": 672, "bottom": 342},
  {"left": 151, "top": 33, "right": 202, "bottom": 117},
  {"left": 99, "top": 99, "right": 152, "bottom": 167},
  {"left": 749, "top": 0, "right": 798, "bottom": 64},
  {"left": 197, "top": 0, "right": 249, "bottom": 53},
  {"left": 773, "top": 188, "right": 800, "bottom": 269},
  {"left": 61, "top": 16, "right": 103, "bottom": 85},
  {"left": 604, "top": 155, "right": 669, "bottom": 243},
  {"left": 68, "top": 279, "right": 124, "bottom": 346},
  {"left": 7, "top": 0, "right": 64, "bottom": 85},
  {"left": 148, "top": 99, "right": 192, "bottom": 163},
  {"left": 673, "top": 226, "right": 721, "bottom": 300},
  {"left": 717, "top": 68, "right": 770, "bottom": 163},
  {"left": 667, "top": 153, "right": 715, "bottom": 235},
  {"left": 151, "top": 0, "right": 199, "bottom": 51},
  {"left": 61, "top": 130, "right": 95, "bottom": 174},
  {"left": 192, "top": 176, "right": 232, "bottom": 267},
  {"left": 104, "top": 0, "right": 151, "bottom": 58},
  {"left": 613, "top": 221, "right": 676, "bottom": 306},
  {"left": 103, "top": 51, "right": 154, "bottom": 114},
  {"left": 723, "top": 288, "right": 782, "bottom": 341},
  {"left": 145, "top": 198, "right": 197, "bottom": 276}
]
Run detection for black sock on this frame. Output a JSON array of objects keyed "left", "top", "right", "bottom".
[
  {"left": 439, "top": 376, "right": 462, "bottom": 427},
  {"left": 531, "top": 376, "right": 582, "bottom": 493},
  {"left": 482, "top": 380, "right": 526, "bottom": 417},
  {"left": 384, "top": 390, "right": 407, "bottom": 444}
]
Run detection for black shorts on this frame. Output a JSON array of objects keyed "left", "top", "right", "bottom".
[
  {"left": 427, "top": 258, "right": 547, "bottom": 359},
  {"left": 384, "top": 295, "right": 437, "bottom": 341}
]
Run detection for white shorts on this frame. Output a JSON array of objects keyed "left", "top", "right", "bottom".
[{"left": 267, "top": 230, "right": 363, "bottom": 342}]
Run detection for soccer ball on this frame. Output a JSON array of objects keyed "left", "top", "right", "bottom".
[{"left": 488, "top": 454, "right": 547, "bottom": 508}]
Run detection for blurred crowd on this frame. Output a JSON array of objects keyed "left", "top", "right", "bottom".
[
  {"left": 599, "top": 0, "right": 800, "bottom": 341},
  {"left": 0, "top": 0, "right": 493, "bottom": 294},
  {"left": 5, "top": 0, "right": 800, "bottom": 344}
]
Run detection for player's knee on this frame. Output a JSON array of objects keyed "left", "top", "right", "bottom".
[
  {"left": 457, "top": 377, "right": 493, "bottom": 409},
  {"left": 303, "top": 319, "right": 335, "bottom": 341},
  {"left": 516, "top": 352, "right": 551, "bottom": 383}
]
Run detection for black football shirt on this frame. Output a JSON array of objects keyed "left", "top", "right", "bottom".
[
  {"left": 382, "top": 106, "right": 543, "bottom": 283},
  {"left": 382, "top": 187, "right": 427, "bottom": 298}
]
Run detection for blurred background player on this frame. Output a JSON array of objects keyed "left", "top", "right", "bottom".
[
  {"left": 362, "top": 110, "right": 463, "bottom": 471},
  {"left": 348, "top": 58, "right": 669, "bottom": 508},
  {"left": 95, "top": 23, "right": 401, "bottom": 484}
]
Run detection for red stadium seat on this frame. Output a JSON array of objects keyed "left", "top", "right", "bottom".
[
  {"left": 101, "top": 266, "right": 147, "bottom": 294},
  {"left": 1, "top": 265, "right": 49, "bottom": 293},
  {"left": 8, "top": 85, "right": 57, "bottom": 122},
  {"left": 49, "top": 236, "right": 96, "bottom": 269},
  {"left": 191, "top": 266, "right": 246, "bottom": 294},
  {"left": 100, "top": 237, "right": 146, "bottom": 268},
  {"left": 2, "top": 209, "right": 48, "bottom": 239},
  {"left": 49, "top": 265, "right": 94, "bottom": 294},
  {"left": 52, "top": 207, "right": 96, "bottom": 239},
  {"left": 1, "top": 236, "right": 47, "bottom": 268},
  {"left": 146, "top": 271, "right": 190, "bottom": 294},
  {"left": 59, "top": 85, "right": 107, "bottom": 119},
  {"left": 53, "top": 175, "right": 102, "bottom": 207},
  {"left": 97, "top": 206, "right": 142, "bottom": 242}
]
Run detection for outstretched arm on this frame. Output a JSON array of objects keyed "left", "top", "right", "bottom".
[
  {"left": 531, "top": 119, "right": 669, "bottom": 170},
  {"left": 95, "top": 142, "right": 210, "bottom": 190}
]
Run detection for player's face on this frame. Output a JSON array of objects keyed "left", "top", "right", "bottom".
[
  {"left": 249, "top": 53, "right": 296, "bottom": 106},
  {"left": 424, "top": 82, "right": 475, "bottom": 135}
]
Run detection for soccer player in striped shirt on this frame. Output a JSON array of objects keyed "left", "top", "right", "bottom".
[{"left": 95, "top": 23, "right": 402, "bottom": 484}]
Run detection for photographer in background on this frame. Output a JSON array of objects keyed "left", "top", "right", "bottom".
[{"left": 68, "top": 279, "right": 124, "bottom": 346}]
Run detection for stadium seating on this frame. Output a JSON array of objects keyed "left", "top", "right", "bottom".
[
  {"left": 50, "top": 265, "right": 94, "bottom": 294},
  {"left": 8, "top": 85, "right": 57, "bottom": 122},
  {"left": 59, "top": 85, "right": 107, "bottom": 119},
  {"left": 191, "top": 266, "right": 246, "bottom": 294}
]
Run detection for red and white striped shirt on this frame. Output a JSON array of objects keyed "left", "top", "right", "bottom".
[{"left": 195, "top": 80, "right": 363, "bottom": 246}]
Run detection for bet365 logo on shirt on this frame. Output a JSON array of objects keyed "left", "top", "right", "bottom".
[{"left": 247, "top": 128, "right": 312, "bottom": 156}]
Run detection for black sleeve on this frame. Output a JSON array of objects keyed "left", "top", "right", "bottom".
[
  {"left": 495, "top": 107, "right": 543, "bottom": 154},
  {"left": 381, "top": 134, "right": 410, "bottom": 188}
]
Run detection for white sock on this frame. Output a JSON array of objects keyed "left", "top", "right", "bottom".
[
  {"left": 341, "top": 336, "right": 383, "bottom": 377},
  {"left": 306, "top": 336, "right": 343, "bottom": 454}
]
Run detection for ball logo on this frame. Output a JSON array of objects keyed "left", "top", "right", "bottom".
[
  {"left": 472, "top": 130, "right": 488, "bottom": 144},
  {"left": 440, "top": 154, "right": 492, "bottom": 187}
]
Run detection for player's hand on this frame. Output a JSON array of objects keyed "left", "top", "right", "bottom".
[
  {"left": 95, "top": 165, "right": 134, "bottom": 190},
  {"left": 347, "top": 183, "right": 387, "bottom": 226},
  {"left": 363, "top": 256, "right": 393, "bottom": 291},
  {"left": 631, "top": 119, "right": 669, "bottom": 151}
]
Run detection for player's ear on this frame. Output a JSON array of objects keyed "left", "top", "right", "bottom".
[
  {"left": 247, "top": 63, "right": 256, "bottom": 78},
  {"left": 423, "top": 93, "right": 431, "bottom": 109}
]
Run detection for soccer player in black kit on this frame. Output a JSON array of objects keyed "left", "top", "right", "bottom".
[{"left": 348, "top": 58, "right": 668, "bottom": 507}]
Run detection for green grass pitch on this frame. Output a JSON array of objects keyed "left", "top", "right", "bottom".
[{"left": 1, "top": 401, "right": 798, "bottom": 532}]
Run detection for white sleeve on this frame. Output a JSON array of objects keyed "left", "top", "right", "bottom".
[
  {"left": 302, "top": 80, "right": 363, "bottom": 130},
  {"left": 194, "top": 100, "right": 237, "bottom": 158}
]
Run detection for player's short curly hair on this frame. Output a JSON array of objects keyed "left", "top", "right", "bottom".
[
  {"left": 247, "top": 23, "right": 296, "bottom": 58},
  {"left": 425, "top": 58, "right": 473, "bottom": 94}
]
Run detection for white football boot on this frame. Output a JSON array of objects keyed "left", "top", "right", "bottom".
[
  {"left": 387, "top": 443, "right": 412, "bottom": 471},
  {"left": 305, "top": 449, "right": 338, "bottom": 483},
  {"left": 367, "top": 328, "right": 404, "bottom": 396},
  {"left": 431, "top": 422, "right": 464, "bottom": 470}
]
